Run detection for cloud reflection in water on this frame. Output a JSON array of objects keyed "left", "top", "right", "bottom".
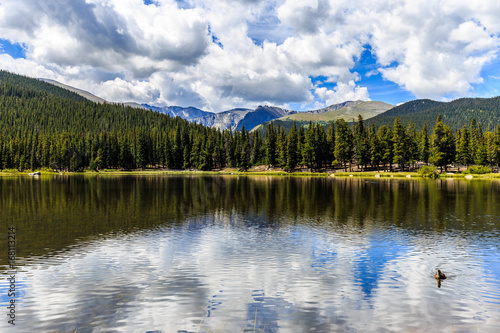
[{"left": 0, "top": 176, "right": 499, "bottom": 332}]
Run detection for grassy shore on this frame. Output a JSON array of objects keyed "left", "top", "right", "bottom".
[{"left": 2, "top": 167, "right": 500, "bottom": 179}]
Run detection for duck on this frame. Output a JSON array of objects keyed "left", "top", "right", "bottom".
[{"left": 434, "top": 269, "right": 446, "bottom": 280}]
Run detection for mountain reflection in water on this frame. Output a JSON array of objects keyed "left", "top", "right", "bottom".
[{"left": 0, "top": 175, "right": 499, "bottom": 332}]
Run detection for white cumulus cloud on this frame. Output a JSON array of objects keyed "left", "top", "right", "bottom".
[
  {"left": 315, "top": 81, "right": 370, "bottom": 106},
  {"left": 0, "top": 0, "right": 499, "bottom": 110}
]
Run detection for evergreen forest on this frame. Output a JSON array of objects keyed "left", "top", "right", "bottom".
[
  {"left": 1, "top": 70, "right": 500, "bottom": 173},
  {"left": 366, "top": 98, "right": 500, "bottom": 132}
]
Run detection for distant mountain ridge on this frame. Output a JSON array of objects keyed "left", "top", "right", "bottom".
[
  {"left": 40, "top": 79, "right": 108, "bottom": 104},
  {"left": 35, "top": 78, "right": 390, "bottom": 131},
  {"left": 142, "top": 104, "right": 296, "bottom": 131},
  {"left": 35, "top": 76, "right": 500, "bottom": 133},
  {"left": 142, "top": 104, "right": 212, "bottom": 119},
  {"left": 192, "top": 108, "right": 252, "bottom": 130},
  {"left": 235, "top": 105, "right": 296, "bottom": 130},
  {"left": 140, "top": 102, "right": 394, "bottom": 132},
  {"left": 281, "top": 101, "right": 393, "bottom": 122},
  {"left": 302, "top": 101, "right": 364, "bottom": 114},
  {"left": 252, "top": 101, "right": 394, "bottom": 133}
]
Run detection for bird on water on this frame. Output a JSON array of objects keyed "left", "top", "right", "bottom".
[{"left": 434, "top": 269, "right": 446, "bottom": 280}]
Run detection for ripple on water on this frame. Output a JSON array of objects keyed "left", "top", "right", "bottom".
[{"left": 2, "top": 193, "right": 500, "bottom": 332}]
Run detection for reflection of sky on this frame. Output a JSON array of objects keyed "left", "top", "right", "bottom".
[
  {"left": 1, "top": 214, "right": 499, "bottom": 332},
  {"left": 354, "top": 233, "right": 409, "bottom": 300}
]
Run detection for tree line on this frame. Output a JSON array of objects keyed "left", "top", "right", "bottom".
[
  {"left": 1, "top": 70, "right": 499, "bottom": 173},
  {"left": 1, "top": 114, "right": 499, "bottom": 173}
]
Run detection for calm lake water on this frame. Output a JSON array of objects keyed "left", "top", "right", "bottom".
[{"left": 1, "top": 175, "right": 500, "bottom": 332}]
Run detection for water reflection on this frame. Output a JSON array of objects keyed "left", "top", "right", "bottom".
[{"left": 0, "top": 175, "right": 499, "bottom": 332}]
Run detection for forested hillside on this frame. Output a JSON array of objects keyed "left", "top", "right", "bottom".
[
  {"left": 367, "top": 98, "right": 500, "bottom": 131},
  {"left": 0, "top": 71, "right": 499, "bottom": 173},
  {"left": 0, "top": 71, "right": 89, "bottom": 103},
  {"left": 0, "top": 71, "right": 235, "bottom": 171}
]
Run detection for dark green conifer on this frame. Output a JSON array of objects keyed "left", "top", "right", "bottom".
[
  {"left": 286, "top": 122, "right": 299, "bottom": 172},
  {"left": 334, "top": 119, "right": 354, "bottom": 171}
]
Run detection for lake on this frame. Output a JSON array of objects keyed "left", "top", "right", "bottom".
[{"left": 1, "top": 175, "right": 500, "bottom": 332}]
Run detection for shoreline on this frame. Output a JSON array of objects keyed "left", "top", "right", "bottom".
[{"left": 2, "top": 168, "right": 500, "bottom": 180}]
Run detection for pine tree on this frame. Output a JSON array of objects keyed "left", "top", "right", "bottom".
[
  {"left": 224, "top": 130, "right": 236, "bottom": 168},
  {"left": 264, "top": 122, "right": 277, "bottom": 167},
  {"left": 156, "top": 134, "right": 166, "bottom": 168},
  {"left": 4, "top": 142, "right": 12, "bottom": 169},
  {"left": 485, "top": 131, "right": 496, "bottom": 167},
  {"left": 418, "top": 123, "right": 430, "bottom": 163},
  {"left": 182, "top": 145, "right": 191, "bottom": 169},
  {"left": 251, "top": 131, "right": 262, "bottom": 165},
  {"left": 237, "top": 144, "right": 249, "bottom": 171},
  {"left": 355, "top": 115, "right": 370, "bottom": 171},
  {"left": 29, "top": 133, "right": 40, "bottom": 170},
  {"left": 98, "top": 132, "right": 110, "bottom": 169},
  {"left": 119, "top": 138, "right": 134, "bottom": 170},
  {"left": 475, "top": 142, "right": 488, "bottom": 166},
  {"left": 190, "top": 136, "right": 202, "bottom": 169},
  {"left": 108, "top": 134, "right": 120, "bottom": 168},
  {"left": 302, "top": 124, "right": 315, "bottom": 168},
  {"left": 326, "top": 122, "right": 335, "bottom": 166},
  {"left": 469, "top": 118, "right": 479, "bottom": 156},
  {"left": 0, "top": 140, "right": 3, "bottom": 170},
  {"left": 406, "top": 122, "right": 419, "bottom": 170},
  {"left": 41, "top": 137, "right": 51, "bottom": 168},
  {"left": 286, "top": 122, "right": 298, "bottom": 172},
  {"left": 69, "top": 151, "right": 80, "bottom": 172},
  {"left": 137, "top": 132, "right": 151, "bottom": 169},
  {"left": 297, "top": 126, "right": 305, "bottom": 167},
  {"left": 314, "top": 124, "right": 328, "bottom": 168},
  {"left": 182, "top": 128, "right": 191, "bottom": 169},
  {"left": 204, "top": 135, "right": 214, "bottom": 170},
  {"left": 89, "top": 157, "right": 98, "bottom": 171},
  {"left": 369, "top": 124, "right": 382, "bottom": 170},
  {"left": 378, "top": 125, "right": 394, "bottom": 171},
  {"left": 334, "top": 119, "right": 354, "bottom": 171},
  {"left": 173, "top": 125, "right": 183, "bottom": 169},
  {"left": 429, "top": 115, "right": 456, "bottom": 172},
  {"left": 94, "top": 147, "right": 104, "bottom": 170},
  {"left": 392, "top": 118, "right": 409, "bottom": 171},
  {"left": 456, "top": 126, "right": 472, "bottom": 168},
  {"left": 494, "top": 125, "right": 500, "bottom": 168},
  {"left": 212, "top": 133, "right": 226, "bottom": 169},
  {"left": 198, "top": 141, "right": 209, "bottom": 171},
  {"left": 277, "top": 126, "right": 288, "bottom": 167},
  {"left": 19, "top": 154, "right": 26, "bottom": 171}
]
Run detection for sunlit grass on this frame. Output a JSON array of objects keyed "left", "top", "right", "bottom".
[{"left": 2, "top": 167, "right": 500, "bottom": 180}]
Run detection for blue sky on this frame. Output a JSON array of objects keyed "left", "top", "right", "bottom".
[
  {"left": 0, "top": 38, "right": 26, "bottom": 59},
  {"left": 1, "top": 0, "right": 499, "bottom": 111},
  {"left": 307, "top": 45, "right": 418, "bottom": 108}
]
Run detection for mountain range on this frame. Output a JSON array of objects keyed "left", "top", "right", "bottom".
[
  {"left": 252, "top": 100, "right": 393, "bottom": 133},
  {"left": 137, "top": 102, "right": 394, "bottom": 132},
  {"left": 38, "top": 79, "right": 394, "bottom": 131},
  {"left": 32, "top": 77, "right": 500, "bottom": 133}
]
